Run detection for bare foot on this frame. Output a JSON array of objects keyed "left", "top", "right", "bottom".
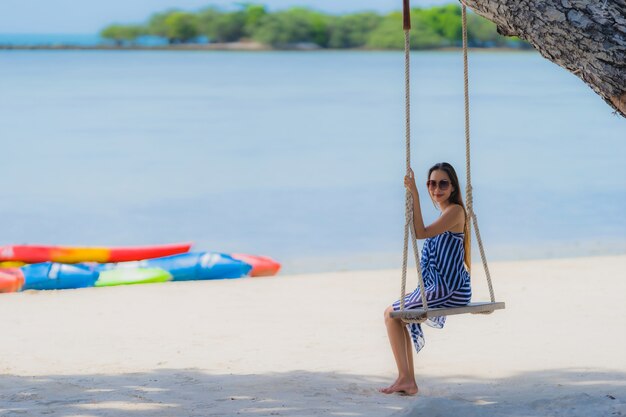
[
  {"left": 379, "top": 378, "right": 418, "bottom": 395},
  {"left": 378, "top": 377, "right": 400, "bottom": 394}
]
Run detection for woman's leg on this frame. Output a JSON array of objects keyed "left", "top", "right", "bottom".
[
  {"left": 384, "top": 306, "right": 410, "bottom": 377},
  {"left": 404, "top": 326, "right": 415, "bottom": 381},
  {"left": 379, "top": 306, "right": 418, "bottom": 395}
]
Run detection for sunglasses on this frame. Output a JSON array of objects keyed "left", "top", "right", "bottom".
[{"left": 426, "top": 179, "right": 451, "bottom": 191}]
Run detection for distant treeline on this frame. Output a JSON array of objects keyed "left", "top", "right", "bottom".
[{"left": 100, "top": 4, "right": 527, "bottom": 49}]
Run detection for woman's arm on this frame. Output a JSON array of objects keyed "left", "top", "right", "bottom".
[{"left": 404, "top": 170, "right": 464, "bottom": 239}]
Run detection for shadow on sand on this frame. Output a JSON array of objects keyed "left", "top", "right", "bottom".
[
  {"left": 0, "top": 368, "right": 623, "bottom": 417},
  {"left": 395, "top": 368, "right": 625, "bottom": 417}
]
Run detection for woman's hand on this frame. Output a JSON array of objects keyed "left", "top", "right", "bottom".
[{"left": 404, "top": 168, "right": 418, "bottom": 196}]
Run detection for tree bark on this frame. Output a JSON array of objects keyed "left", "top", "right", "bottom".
[{"left": 462, "top": 0, "right": 626, "bottom": 118}]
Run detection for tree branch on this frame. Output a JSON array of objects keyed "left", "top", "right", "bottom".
[{"left": 462, "top": 0, "right": 626, "bottom": 117}]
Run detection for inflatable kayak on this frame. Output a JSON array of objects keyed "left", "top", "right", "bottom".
[
  {"left": 231, "top": 254, "right": 281, "bottom": 277},
  {"left": 0, "top": 261, "right": 25, "bottom": 268},
  {"left": 0, "top": 269, "right": 24, "bottom": 293},
  {"left": 0, "top": 242, "right": 192, "bottom": 264},
  {"left": 95, "top": 268, "right": 172, "bottom": 287},
  {"left": 93, "top": 252, "right": 252, "bottom": 281},
  {"left": 21, "top": 263, "right": 99, "bottom": 291}
]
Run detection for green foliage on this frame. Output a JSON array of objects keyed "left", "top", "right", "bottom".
[
  {"left": 164, "top": 12, "right": 199, "bottom": 43},
  {"left": 466, "top": 13, "right": 518, "bottom": 47},
  {"left": 100, "top": 24, "right": 144, "bottom": 45},
  {"left": 327, "top": 12, "right": 382, "bottom": 48},
  {"left": 145, "top": 10, "right": 199, "bottom": 43},
  {"left": 421, "top": 5, "right": 462, "bottom": 43},
  {"left": 367, "top": 11, "right": 445, "bottom": 50},
  {"left": 251, "top": 8, "right": 330, "bottom": 47},
  {"left": 410, "top": 12, "right": 450, "bottom": 49},
  {"left": 366, "top": 12, "right": 406, "bottom": 49},
  {"left": 100, "top": 3, "right": 526, "bottom": 49},
  {"left": 196, "top": 4, "right": 268, "bottom": 42},
  {"left": 241, "top": 4, "right": 267, "bottom": 37},
  {"left": 147, "top": 10, "right": 176, "bottom": 38},
  {"left": 197, "top": 7, "right": 245, "bottom": 42}
]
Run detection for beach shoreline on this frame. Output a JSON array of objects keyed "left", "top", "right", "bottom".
[{"left": 1, "top": 254, "right": 624, "bottom": 416}]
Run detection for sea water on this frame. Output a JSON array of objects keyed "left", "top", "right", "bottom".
[
  {"left": 0, "top": 33, "right": 104, "bottom": 46},
  {"left": 0, "top": 50, "right": 624, "bottom": 273}
]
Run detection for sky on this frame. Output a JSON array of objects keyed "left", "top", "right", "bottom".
[{"left": 0, "top": 0, "right": 454, "bottom": 34}]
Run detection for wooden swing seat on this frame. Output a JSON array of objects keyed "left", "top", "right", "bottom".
[{"left": 390, "top": 301, "right": 505, "bottom": 321}]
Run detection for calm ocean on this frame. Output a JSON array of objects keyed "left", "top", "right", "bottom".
[
  {"left": 0, "top": 33, "right": 104, "bottom": 46},
  {"left": 0, "top": 50, "right": 624, "bottom": 273}
]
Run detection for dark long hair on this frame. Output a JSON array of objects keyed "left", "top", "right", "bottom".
[{"left": 427, "top": 162, "right": 471, "bottom": 270}]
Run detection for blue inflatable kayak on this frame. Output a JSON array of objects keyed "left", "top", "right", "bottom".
[
  {"left": 93, "top": 252, "right": 252, "bottom": 281},
  {"left": 21, "top": 263, "right": 99, "bottom": 291}
]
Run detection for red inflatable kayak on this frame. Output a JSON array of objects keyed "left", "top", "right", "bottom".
[
  {"left": 0, "top": 268, "right": 24, "bottom": 293},
  {"left": 231, "top": 254, "right": 281, "bottom": 277},
  {"left": 0, "top": 243, "right": 192, "bottom": 264}
]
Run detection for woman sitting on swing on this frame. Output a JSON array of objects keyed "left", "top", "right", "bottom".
[{"left": 380, "top": 162, "right": 472, "bottom": 395}]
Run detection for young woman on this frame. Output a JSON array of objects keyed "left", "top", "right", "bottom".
[{"left": 380, "top": 162, "right": 472, "bottom": 395}]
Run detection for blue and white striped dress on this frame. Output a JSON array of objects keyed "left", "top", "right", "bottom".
[{"left": 392, "top": 231, "right": 472, "bottom": 353}]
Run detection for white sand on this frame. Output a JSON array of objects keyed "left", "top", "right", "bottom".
[{"left": 0, "top": 255, "right": 624, "bottom": 416}]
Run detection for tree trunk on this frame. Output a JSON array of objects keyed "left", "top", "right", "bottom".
[{"left": 462, "top": 0, "right": 626, "bottom": 118}]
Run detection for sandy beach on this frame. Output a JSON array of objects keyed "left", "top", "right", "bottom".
[{"left": 1, "top": 254, "right": 624, "bottom": 416}]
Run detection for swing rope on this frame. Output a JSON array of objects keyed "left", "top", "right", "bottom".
[
  {"left": 461, "top": 4, "right": 496, "bottom": 306},
  {"left": 399, "top": 1, "right": 497, "bottom": 324},
  {"left": 399, "top": 19, "right": 428, "bottom": 316}
]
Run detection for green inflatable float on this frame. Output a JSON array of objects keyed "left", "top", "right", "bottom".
[{"left": 95, "top": 268, "right": 172, "bottom": 287}]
